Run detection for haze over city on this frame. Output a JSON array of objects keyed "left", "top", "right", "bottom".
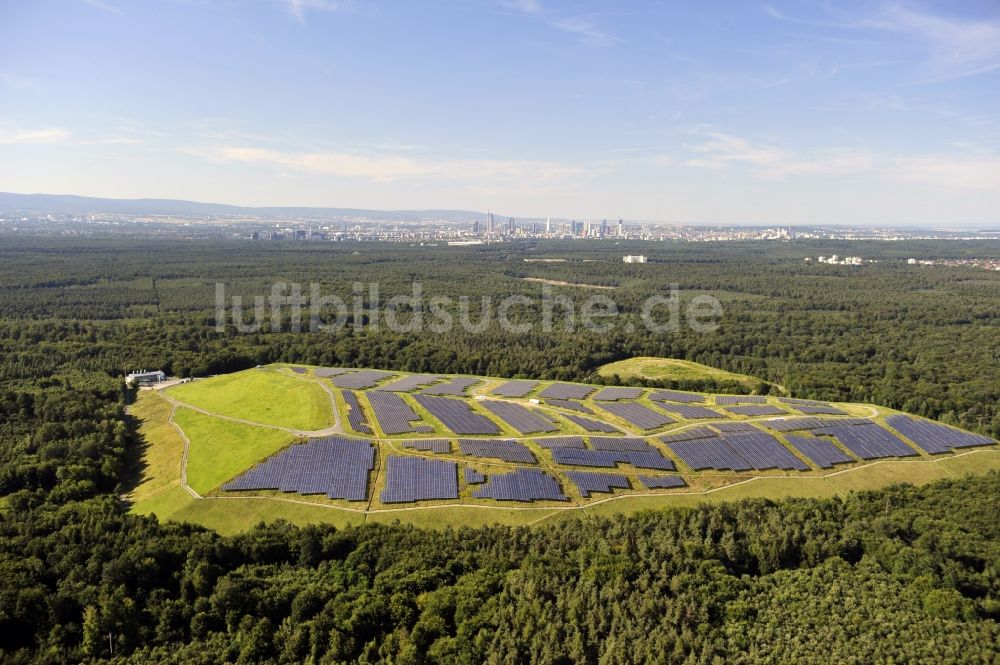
[{"left": 1, "top": 0, "right": 998, "bottom": 225}]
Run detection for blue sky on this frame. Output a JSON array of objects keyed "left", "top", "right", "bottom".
[{"left": 1, "top": 0, "right": 998, "bottom": 224}]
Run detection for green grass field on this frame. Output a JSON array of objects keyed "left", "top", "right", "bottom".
[
  {"left": 173, "top": 407, "right": 296, "bottom": 494},
  {"left": 596, "top": 357, "right": 774, "bottom": 391},
  {"left": 129, "top": 364, "right": 1000, "bottom": 533},
  {"left": 167, "top": 369, "right": 333, "bottom": 431}
]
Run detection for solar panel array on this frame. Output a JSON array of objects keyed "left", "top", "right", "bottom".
[
  {"left": 792, "top": 404, "right": 849, "bottom": 415},
  {"left": 472, "top": 468, "right": 567, "bottom": 502},
  {"left": 464, "top": 467, "right": 485, "bottom": 484},
  {"left": 724, "top": 404, "right": 788, "bottom": 416},
  {"left": 657, "top": 403, "right": 725, "bottom": 419},
  {"left": 376, "top": 374, "right": 441, "bottom": 392},
  {"left": 598, "top": 402, "right": 676, "bottom": 430},
  {"left": 332, "top": 370, "right": 396, "bottom": 389},
  {"left": 885, "top": 415, "right": 996, "bottom": 454},
  {"left": 545, "top": 399, "right": 594, "bottom": 414},
  {"left": 341, "top": 390, "right": 372, "bottom": 434},
  {"left": 589, "top": 436, "right": 652, "bottom": 451},
  {"left": 784, "top": 434, "right": 853, "bottom": 468},
  {"left": 639, "top": 475, "right": 687, "bottom": 489},
  {"left": 762, "top": 417, "right": 870, "bottom": 432},
  {"left": 563, "top": 413, "right": 621, "bottom": 433},
  {"left": 565, "top": 471, "right": 631, "bottom": 497},
  {"left": 534, "top": 436, "right": 586, "bottom": 449},
  {"left": 380, "top": 456, "right": 458, "bottom": 503},
  {"left": 538, "top": 383, "right": 596, "bottom": 400},
  {"left": 402, "top": 439, "right": 451, "bottom": 453},
  {"left": 814, "top": 423, "right": 917, "bottom": 459},
  {"left": 315, "top": 367, "right": 353, "bottom": 378},
  {"left": 414, "top": 394, "right": 502, "bottom": 435},
  {"left": 712, "top": 421, "right": 763, "bottom": 432},
  {"left": 551, "top": 443, "right": 675, "bottom": 470},
  {"left": 479, "top": 400, "right": 557, "bottom": 434},
  {"left": 421, "top": 377, "right": 480, "bottom": 396},
  {"left": 666, "top": 428, "right": 807, "bottom": 471},
  {"left": 290, "top": 366, "right": 307, "bottom": 374},
  {"left": 491, "top": 380, "right": 539, "bottom": 397},
  {"left": 366, "top": 390, "right": 426, "bottom": 434},
  {"left": 592, "top": 387, "right": 644, "bottom": 401},
  {"left": 459, "top": 438, "right": 537, "bottom": 463},
  {"left": 779, "top": 397, "right": 829, "bottom": 406},
  {"left": 659, "top": 427, "right": 719, "bottom": 444},
  {"left": 715, "top": 395, "right": 766, "bottom": 405},
  {"left": 649, "top": 390, "right": 705, "bottom": 403},
  {"left": 223, "top": 436, "right": 374, "bottom": 500}
]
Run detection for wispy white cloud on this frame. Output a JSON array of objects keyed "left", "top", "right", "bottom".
[
  {"left": 0, "top": 126, "right": 71, "bottom": 144},
  {"left": 552, "top": 17, "right": 618, "bottom": 47},
  {"left": 84, "top": 0, "right": 123, "bottom": 16},
  {"left": 680, "top": 129, "right": 1000, "bottom": 190},
  {"left": 280, "top": 0, "right": 353, "bottom": 22},
  {"left": 193, "top": 144, "right": 594, "bottom": 185}
]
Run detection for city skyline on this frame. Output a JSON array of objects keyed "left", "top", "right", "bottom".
[{"left": 1, "top": 1, "right": 998, "bottom": 225}]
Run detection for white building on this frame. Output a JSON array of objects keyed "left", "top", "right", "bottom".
[
  {"left": 623, "top": 255, "right": 647, "bottom": 264},
  {"left": 126, "top": 370, "right": 166, "bottom": 386}
]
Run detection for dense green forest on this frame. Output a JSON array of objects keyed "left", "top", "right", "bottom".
[{"left": 1, "top": 237, "right": 999, "bottom": 663}]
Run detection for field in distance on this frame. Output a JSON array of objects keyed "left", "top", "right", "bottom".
[
  {"left": 596, "top": 356, "right": 776, "bottom": 392},
  {"left": 126, "top": 363, "right": 1000, "bottom": 534}
]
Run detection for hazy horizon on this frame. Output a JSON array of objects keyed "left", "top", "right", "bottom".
[{"left": 1, "top": 1, "right": 998, "bottom": 225}]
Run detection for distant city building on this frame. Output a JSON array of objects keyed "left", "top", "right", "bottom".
[
  {"left": 472, "top": 219, "right": 481, "bottom": 234},
  {"left": 617, "top": 218, "right": 624, "bottom": 237},
  {"left": 623, "top": 255, "right": 647, "bottom": 264}
]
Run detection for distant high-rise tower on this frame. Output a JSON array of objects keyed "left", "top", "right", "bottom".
[
  {"left": 508, "top": 217, "right": 516, "bottom": 236},
  {"left": 584, "top": 220, "right": 592, "bottom": 237},
  {"left": 600, "top": 219, "right": 608, "bottom": 237},
  {"left": 545, "top": 217, "right": 551, "bottom": 234},
  {"left": 617, "top": 218, "right": 624, "bottom": 237},
  {"left": 487, "top": 210, "right": 495, "bottom": 234},
  {"left": 472, "top": 219, "right": 481, "bottom": 234}
]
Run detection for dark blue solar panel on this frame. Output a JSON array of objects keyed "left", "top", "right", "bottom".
[
  {"left": 886, "top": 415, "right": 996, "bottom": 454},
  {"left": 724, "top": 404, "right": 788, "bottom": 416},
  {"left": 668, "top": 437, "right": 752, "bottom": 471},
  {"left": 657, "top": 403, "right": 725, "bottom": 419},
  {"left": 380, "top": 455, "right": 458, "bottom": 503},
  {"left": 315, "top": 367, "right": 353, "bottom": 378},
  {"left": 414, "top": 394, "right": 502, "bottom": 435},
  {"left": 491, "top": 380, "right": 539, "bottom": 397},
  {"left": 223, "top": 435, "right": 375, "bottom": 501},
  {"left": 464, "top": 467, "right": 485, "bottom": 484},
  {"left": 366, "top": 390, "right": 425, "bottom": 434},
  {"left": 589, "top": 436, "right": 653, "bottom": 452},
  {"left": 792, "top": 404, "right": 849, "bottom": 415},
  {"left": 290, "top": 366, "right": 307, "bottom": 374},
  {"left": 814, "top": 423, "right": 917, "bottom": 459},
  {"left": 649, "top": 390, "right": 705, "bottom": 403},
  {"left": 402, "top": 439, "right": 451, "bottom": 453},
  {"left": 712, "top": 422, "right": 759, "bottom": 433},
  {"left": 534, "top": 436, "right": 586, "bottom": 448},
  {"left": 421, "top": 377, "right": 481, "bottom": 395},
  {"left": 459, "top": 438, "right": 536, "bottom": 463},
  {"left": 563, "top": 413, "right": 621, "bottom": 433},
  {"left": 639, "top": 475, "right": 687, "bottom": 489},
  {"left": 472, "top": 468, "right": 567, "bottom": 502},
  {"left": 659, "top": 427, "right": 719, "bottom": 443},
  {"left": 597, "top": 402, "right": 676, "bottom": 430},
  {"left": 538, "top": 383, "right": 596, "bottom": 400},
  {"left": 341, "top": 390, "right": 372, "bottom": 434},
  {"left": 545, "top": 399, "right": 594, "bottom": 414},
  {"left": 592, "top": 387, "right": 644, "bottom": 401},
  {"left": 331, "top": 369, "right": 396, "bottom": 389},
  {"left": 715, "top": 395, "right": 766, "bottom": 405},
  {"left": 551, "top": 447, "right": 675, "bottom": 471},
  {"left": 376, "top": 374, "right": 441, "bottom": 392},
  {"left": 721, "top": 431, "right": 808, "bottom": 470},
  {"left": 785, "top": 434, "right": 853, "bottom": 468},
  {"left": 565, "top": 471, "right": 630, "bottom": 497},
  {"left": 479, "top": 400, "right": 557, "bottom": 434}
]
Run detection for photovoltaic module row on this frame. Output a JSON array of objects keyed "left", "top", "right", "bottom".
[
  {"left": 458, "top": 438, "right": 537, "bottom": 463},
  {"left": 545, "top": 399, "right": 594, "bottom": 414},
  {"left": 341, "top": 390, "right": 372, "bottom": 434},
  {"left": 885, "top": 414, "right": 996, "bottom": 454},
  {"left": 639, "top": 475, "right": 687, "bottom": 489},
  {"left": 762, "top": 417, "right": 871, "bottom": 432},
  {"left": 490, "top": 380, "right": 539, "bottom": 397},
  {"left": 597, "top": 402, "right": 675, "bottom": 430},
  {"left": 380, "top": 456, "right": 458, "bottom": 503},
  {"left": 657, "top": 403, "right": 725, "bottom": 419},
  {"left": 715, "top": 395, "right": 766, "bottom": 405},
  {"left": 592, "top": 387, "right": 644, "bottom": 401},
  {"left": 814, "top": 423, "right": 916, "bottom": 459},
  {"left": 413, "top": 394, "right": 502, "bottom": 435},
  {"left": 290, "top": 367, "right": 307, "bottom": 374},
  {"left": 464, "top": 467, "right": 485, "bottom": 484},
  {"left": 533, "top": 436, "right": 586, "bottom": 449},
  {"left": 589, "top": 436, "right": 653, "bottom": 451},
  {"left": 724, "top": 404, "right": 788, "bottom": 416},
  {"left": 366, "top": 390, "right": 428, "bottom": 434},
  {"left": 784, "top": 434, "right": 853, "bottom": 468},
  {"left": 223, "top": 436, "right": 374, "bottom": 501},
  {"left": 538, "top": 383, "right": 596, "bottom": 400},
  {"left": 332, "top": 370, "right": 396, "bottom": 389},
  {"left": 792, "top": 404, "right": 849, "bottom": 415},
  {"left": 565, "top": 471, "right": 631, "bottom": 497},
  {"left": 659, "top": 427, "right": 719, "bottom": 444},
  {"left": 402, "top": 439, "right": 451, "bottom": 453},
  {"left": 668, "top": 438, "right": 753, "bottom": 471},
  {"left": 711, "top": 422, "right": 759, "bottom": 433},
  {"left": 665, "top": 428, "right": 807, "bottom": 471},
  {"left": 472, "top": 468, "right": 567, "bottom": 502},
  {"left": 479, "top": 400, "right": 557, "bottom": 434},
  {"left": 649, "top": 390, "right": 705, "bottom": 403},
  {"left": 421, "top": 377, "right": 480, "bottom": 396},
  {"left": 315, "top": 367, "right": 353, "bottom": 378},
  {"left": 563, "top": 413, "right": 621, "bottom": 433},
  {"left": 376, "top": 374, "right": 441, "bottom": 392},
  {"left": 550, "top": 448, "right": 675, "bottom": 470}
]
